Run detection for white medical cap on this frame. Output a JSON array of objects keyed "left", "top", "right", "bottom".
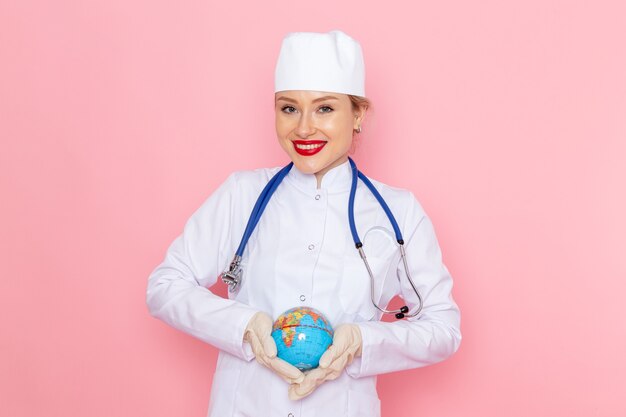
[{"left": 274, "top": 30, "right": 366, "bottom": 97}]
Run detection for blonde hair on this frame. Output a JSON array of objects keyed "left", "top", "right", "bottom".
[{"left": 348, "top": 95, "right": 371, "bottom": 114}]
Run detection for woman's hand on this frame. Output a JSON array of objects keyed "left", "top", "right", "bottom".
[
  {"left": 288, "top": 324, "right": 362, "bottom": 400},
  {"left": 244, "top": 312, "right": 305, "bottom": 384}
]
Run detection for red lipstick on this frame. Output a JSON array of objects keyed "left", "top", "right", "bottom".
[{"left": 292, "top": 140, "right": 327, "bottom": 156}]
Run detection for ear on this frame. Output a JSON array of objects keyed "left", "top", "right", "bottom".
[{"left": 353, "top": 104, "right": 368, "bottom": 130}]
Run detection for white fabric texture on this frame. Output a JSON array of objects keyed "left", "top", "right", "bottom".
[
  {"left": 146, "top": 159, "right": 461, "bottom": 417},
  {"left": 274, "top": 30, "right": 366, "bottom": 97}
]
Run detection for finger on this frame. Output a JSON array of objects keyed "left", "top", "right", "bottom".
[
  {"left": 324, "top": 369, "right": 341, "bottom": 381},
  {"left": 247, "top": 332, "right": 271, "bottom": 367},
  {"left": 289, "top": 383, "right": 311, "bottom": 401},
  {"left": 329, "top": 352, "right": 349, "bottom": 373},
  {"left": 248, "top": 332, "right": 265, "bottom": 358},
  {"left": 318, "top": 345, "right": 337, "bottom": 369},
  {"left": 246, "top": 331, "right": 261, "bottom": 356},
  {"left": 332, "top": 326, "right": 350, "bottom": 349},
  {"left": 288, "top": 371, "right": 325, "bottom": 400},
  {"left": 294, "top": 367, "right": 327, "bottom": 395},
  {"left": 289, "top": 379, "right": 315, "bottom": 400},
  {"left": 262, "top": 334, "right": 277, "bottom": 358},
  {"left": 268, "top": 357, "right": 305, "bottom": 384},
  {"left": 288, "top": 385, "right": 300, "bottom": 401}
]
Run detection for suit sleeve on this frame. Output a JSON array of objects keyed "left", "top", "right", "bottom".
[
  {"left": 145, "top": 172, "right": 258, "bottom": 361},
  {"left": 345, "top": 192, "right": 462, "bottom": 378}
]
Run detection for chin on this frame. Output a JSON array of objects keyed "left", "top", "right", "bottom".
[{"left": 292, "top": 158, "right": 325, "bottom": 175}]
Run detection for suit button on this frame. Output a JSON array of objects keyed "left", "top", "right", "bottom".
[
  {"left": 288, "top": 414, "right": 294, "bottom": 417},
  {"left": 315, "top": 194, "right": 321, "bottom": 200},
  {"left": 308, "top": 244, "right": 315, "bottom": 250},
  {"left": 300, "top": 295, "right": 306, "bottom": 302}
]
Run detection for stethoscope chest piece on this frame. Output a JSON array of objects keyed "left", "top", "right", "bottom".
[{"left": 221, "top": 255, "right": 242, "bottom": 292}]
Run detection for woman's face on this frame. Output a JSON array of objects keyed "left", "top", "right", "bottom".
[{"left": 275, "top": 90, "right": 365, "bottom": 180}]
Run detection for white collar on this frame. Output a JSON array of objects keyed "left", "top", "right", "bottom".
[{"left": 285, "top": 158, "right": 353, "bottom": 195}]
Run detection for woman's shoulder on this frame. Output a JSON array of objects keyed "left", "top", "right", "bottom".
[
  {"left": 366, "top": 176, "right": 421, "bottom": 204},
  {"left": 366, "top": 176, "right": 428, "bottom": 222},
  {"left": 227, "top": 165, "right": 282, "bottom": 183},
  {"left": 218, "top": 165, "right": 283, "bottom": 194}
]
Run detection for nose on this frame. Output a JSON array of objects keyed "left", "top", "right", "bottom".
[{"left": 295, "top": 112, "right": 316, "bottom": 138}]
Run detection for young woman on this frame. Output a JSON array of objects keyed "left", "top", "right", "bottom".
[{"left": 146, "top": 29, "right": 461, "bottom": 417}]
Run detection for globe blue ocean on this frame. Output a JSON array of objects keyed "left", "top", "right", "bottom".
[{"left": 271, "top": 307, "right": 334, "bottom": 371}]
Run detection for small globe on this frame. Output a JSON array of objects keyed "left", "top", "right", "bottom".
[{"left": 271, "top": 307, "right": 334, "bottom": 371}]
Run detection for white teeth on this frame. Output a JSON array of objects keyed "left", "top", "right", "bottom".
[{"left": 295, "top": 143, "right": 326, "bottom": 150}]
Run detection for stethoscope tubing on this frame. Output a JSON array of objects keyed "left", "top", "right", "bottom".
[
  {"left": 221, "top": 157, "right": 423, "bottom": 320},
  {"left": 235, "top": 163, "right": 294, "bottom": 257},
  {"left": 348, "top": 159, "right": 403, "bottom": 244},
  {"left": 348, "top": 158, "right": 422, "bottom": 318}
]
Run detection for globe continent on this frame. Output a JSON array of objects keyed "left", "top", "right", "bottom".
[{"left": 271, "top": 307, "right": 334, "bottom": 371}]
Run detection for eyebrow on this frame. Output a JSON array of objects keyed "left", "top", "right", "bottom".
[{"left": 276, "top": 95, "right": 339, "bottom": 104}]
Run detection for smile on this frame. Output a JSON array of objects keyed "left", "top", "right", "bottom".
[
  {"left": 292, "top": 140, "right": 327, "bottom": 156},
  {"left": 296, "top": 143, "right": 324, "bottom": 150}
]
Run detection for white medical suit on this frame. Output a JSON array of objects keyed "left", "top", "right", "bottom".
[{"left": 146, "top": 159, "right": 461, "bottom": 417}]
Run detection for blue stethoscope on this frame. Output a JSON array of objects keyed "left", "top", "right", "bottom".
[{"left": 220, "top": 157, "right": 423, "bottom": 319}]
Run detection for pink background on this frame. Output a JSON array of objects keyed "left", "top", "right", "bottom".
[{"left": 1, "top": 1, "right": 625, "bottom": 416}]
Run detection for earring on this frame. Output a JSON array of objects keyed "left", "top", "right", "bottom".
[{"left": 355, "top": 125, "right": 362, "bottom": 133}]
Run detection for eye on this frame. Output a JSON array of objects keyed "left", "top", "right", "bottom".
[
  {"left": 281, "top": 105, "right": 297, "bottom": 114},
  {"left": 319, "top": 106, "right": 334, "bottom": 113}
]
